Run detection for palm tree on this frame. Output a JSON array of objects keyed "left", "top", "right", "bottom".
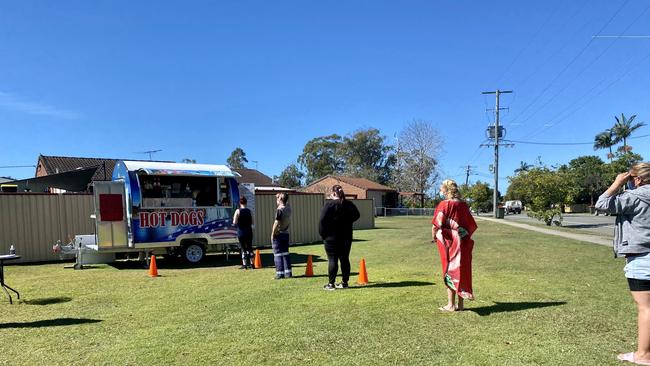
[
  {"left": 593, "top": 130, "right": 615, "bottom": 162},
  {"left": 514, "top": 161, "right": 533, "bottom": 174},
  {"left": 611, "top": 113, "right": 646, "bottom": 152}
]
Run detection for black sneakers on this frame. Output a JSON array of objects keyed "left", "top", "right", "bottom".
[
  {"left": 323, "top": 283, "right": 335, "bottom": 291},
  {"left": 335, "top": 283, "right": 349, "bottom": 289}
]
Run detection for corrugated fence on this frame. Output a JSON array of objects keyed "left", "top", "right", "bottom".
[
  {"left": 0, "top": 193, "right": 375, "bottom": 263},
  {"left": 0, "top": 193, "right": 94, "bottom": 263}
]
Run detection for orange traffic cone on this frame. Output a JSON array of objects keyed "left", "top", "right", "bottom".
[
  {"left": 305, "top": 255, "right": 313, "bottom": 277},
  {"left": 357, "top": 258, "right": 368, "bottom": 285},
  {"left": 254, "top": 249, "right": 262, "bottom": 269},
  {"left": 149, "top": 255, "right": 159, "bottom": 277}
]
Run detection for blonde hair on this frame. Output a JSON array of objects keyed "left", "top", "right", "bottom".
[
  {"left": 441, "top": 179, "right": 461, "bottom": 199},
  {"left": 630, "top": 163, "right": 650, "bottom": 186}
]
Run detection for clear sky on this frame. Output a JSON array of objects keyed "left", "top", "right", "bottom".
[{"left": 1, "top": 1, "right": 649, "bottom": 192}]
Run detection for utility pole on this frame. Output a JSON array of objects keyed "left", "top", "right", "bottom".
[
  {"left": 462, "top": 165, "right": 476, "bottom": 186},
  {"left": 481, "top": 89, "right": 512, "bottom": 218}
]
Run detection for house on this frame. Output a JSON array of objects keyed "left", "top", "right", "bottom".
[
  {"left": 36, "top": 155, "right": 120, "bottom": 182},
  {"left": 300, "top": 175, "right": 397, "bottom": 209},
  {"left": 232, "top": 168, "right": 292, "bottom": 192},
  {"left": 35, "top": 155, "right": 286, "bottom": 193}
]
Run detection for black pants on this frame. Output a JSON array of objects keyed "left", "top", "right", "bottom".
[
  {"left": 324, "top": 239, "right": 352, "bottom": 285},
  {"left": 238, "top": 233, "right": 253, "bottom": 267}
]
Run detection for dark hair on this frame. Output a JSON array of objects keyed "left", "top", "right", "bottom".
[
  {"left": 276, "top": 192, "right": 288, "bottom": 204},
  {"left": 332, "top": 184, "right": 345, "bottom": 200},
  {"left": 239, "top": 197, "right": 247, "bottom": 205}
]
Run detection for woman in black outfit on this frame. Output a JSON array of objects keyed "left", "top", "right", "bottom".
[
  {"left": 319, "top": 185, "right": 360, "bottom": 290},
  {"left": 233, "top": 197, "right": 254, "bottom": 269}
]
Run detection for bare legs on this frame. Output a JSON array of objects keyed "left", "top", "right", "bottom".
[
  {"left": 440, "top": 288, "right": 464, "bottom": 312},
  {"left": 629, "top": 291, "right": 650, "bottom": 361}
]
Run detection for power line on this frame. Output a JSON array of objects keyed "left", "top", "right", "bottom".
[
  {"left": 516, "top": 2, "right": 650, "bottom": 139},
  {"left": 494, "top": 4, "right": 561, "bottom": 85},
  {"left": 507, "top": 0, "right": 630, "bottom": 127},
  {"left": 517, "top": 46, "right": 650, "bottom": 140},
  {"left": 503, "top": 133, "right": 650, "bottom": 146}
]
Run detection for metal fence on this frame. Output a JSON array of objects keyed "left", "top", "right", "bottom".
[
  {"left": 1, "top": 193, "right": 376, "bottom": 263},
  {"left": 375, "top": 207, "right": 435, "bottom": 217},
  {"left": 0, "top": 193, "right": 94, "bottom": 263}
]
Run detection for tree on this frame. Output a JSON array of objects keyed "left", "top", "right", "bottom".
[
  {"left": 611, "top": 113, "right": 646, "bottom": 152},
  {"left": 465, "top": 181, "right": 493, "bottom": 214},
  {"left": 562, "top": 156, "right": 607, "bottom": 206},
  {"left": 392, "top": 120, "right": 443, "bottom": 207},
  {"left": 340, "top": 128, "right": 394, "bottom": 185},
  {"left": 593, "top": 130, "right": 616, "bottom": 162},
  {"left": 181, "top": 158, "right": 197, "bottom": 164},
  {"left": 277, "top": 164, "right": 304, "bottom": 189},
  {"left": 298, "top": 134, "right": 343, "bottom": 184},
  {"left": 514, "top": 161, "right": 533, "bottom": 174},
  {"left": 227, "top": 148, "right": 248, "bottom": 169},
  {"left": 507, "top": 167, "right": 569, "bottom": 225}
]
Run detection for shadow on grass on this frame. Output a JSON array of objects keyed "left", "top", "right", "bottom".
[
  {"left": 109, "top": 253, "right": 324, "bottom": 270},
  {"left": 23, "top": 297, "right": 72, "bottom": 305},
  {"left": 468, "top": 301, "right": 567, "bottom": 316},
  {"left": 347, "top": 280, "right": 434, "bottom": 289},
  {"left": 0, "top": 318, "right": 102, "bottom": 329},
  {"left": 564, "top": 223, "right": 612, "bottom": 229}
]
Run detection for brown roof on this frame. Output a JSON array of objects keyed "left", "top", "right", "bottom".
[
  {"left": 309, "top": 175, "right": 396, "bottom": 192},
  {"left": 233, "top": 168, "right": 280, "bottom": 187},
  {"left": 37, "top": 155, "right": 173, "bottom": 182},
  {"left": 38, "top": 155, "right": 119, "bottom": 181}
]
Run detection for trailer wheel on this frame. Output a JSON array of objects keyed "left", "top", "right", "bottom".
[{"left": 182, "top": 242, "right": 205, "bottom": 263}]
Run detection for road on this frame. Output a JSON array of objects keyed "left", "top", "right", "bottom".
[{"left": 478, "top": 211, "right": 615, "bottom": 238}]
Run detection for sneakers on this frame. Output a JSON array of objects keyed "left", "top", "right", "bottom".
[
  {"left": 323, "top": 283, "right": 335, "bottom": 291},
  {"left": 335, "top": 282, "right": 349, "bottom": 289},
  {"left": 239, "top": 265, "right": 247, "bottom": 270}
]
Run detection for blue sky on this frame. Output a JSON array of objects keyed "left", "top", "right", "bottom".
[{"left": 1, "top": 1, "right": 649, "bottom": 192}]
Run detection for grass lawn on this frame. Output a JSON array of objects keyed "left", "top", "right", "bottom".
[{"left": 0, "top": 217, "right": 635, "bottom": 365}]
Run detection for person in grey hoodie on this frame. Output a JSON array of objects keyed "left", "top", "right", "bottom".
[{"left": 596, "top": 162, "right": 650, "bottom": 364}]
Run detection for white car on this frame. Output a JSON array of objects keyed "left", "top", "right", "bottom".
[{"left": 505, "top": 200, "right": 522, "bottom": 214}]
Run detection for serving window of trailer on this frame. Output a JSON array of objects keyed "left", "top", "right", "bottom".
[{"left": 138, "top": 174, "right": 228, "bottom": 208}]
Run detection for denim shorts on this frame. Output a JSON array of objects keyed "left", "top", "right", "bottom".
[{"left": 624, "top": 252, "right": 650, "bottom": 281}]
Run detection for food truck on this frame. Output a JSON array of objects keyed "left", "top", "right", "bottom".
[{"left": 65, "top": 161, "right": 242, "bottom": 265}]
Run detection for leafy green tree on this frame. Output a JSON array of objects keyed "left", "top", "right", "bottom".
[
  {"left": 611, "top": 113, "right": 646, "bottom": 152},
  {"left": 277, "top": 164, "right": 304, "bottom": 189},
  {"left": 507, "top": 167, "right": 569, "bottom": 225},
  {"left": 562, "top": 156, "right": 607, "bottom": 206},
  {"left": 465, "top": 181, "right": 493, "bottom": 214},
  {"left": 227, "top": 148, "right": 248, "bottom": 169},
  {"left": 181, "top": 158, "right": 197, "bottom": 164},
  {"left": 298, "top": 134, "right": 343, "bottom": 184},
  {"left": 593, "top": 130, "right": 616, "bottom": 162},
  {"left": 340, "top": 128, "right": 394, "bottom": 185}
]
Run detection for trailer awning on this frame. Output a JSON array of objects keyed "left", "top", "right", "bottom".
[{"left": 115, "top": 161, "right": 240, "bottom": 178}]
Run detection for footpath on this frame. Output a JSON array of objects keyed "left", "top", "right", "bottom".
[{"left": 474, "top": 216, "right": 613, "bottom": 247}]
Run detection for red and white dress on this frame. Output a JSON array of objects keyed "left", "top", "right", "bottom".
[{"left": 432, "top": 199, "right": 478, "bottom": 300}]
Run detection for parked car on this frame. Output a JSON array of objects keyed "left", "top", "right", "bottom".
[{"left": 505, "top": 200, "right": 522, "bottom": 214}]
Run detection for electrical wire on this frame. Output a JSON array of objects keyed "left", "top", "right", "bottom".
[
  {"left": 507, "top": 0, "right": 630, "bottom": 127},
  {"left": 517, "top": 2, "right": 650, "bottom": 139}
]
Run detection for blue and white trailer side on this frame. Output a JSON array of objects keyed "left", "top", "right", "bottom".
[{"left": 88, "top": 160, "right": 241, "bottom": 263}]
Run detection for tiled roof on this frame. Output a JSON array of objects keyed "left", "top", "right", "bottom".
[
  {"left": 233, "top": 168, "right": 280, "bottom": 187},
  {"left": 308, "top": 175, "right": 396, "bottom": 192},
  {"left": 38, "top": 155, "right": 119, "bottom": 181},
  {"left": 37, "top": 155, "right": 173, "bottom": 181}
]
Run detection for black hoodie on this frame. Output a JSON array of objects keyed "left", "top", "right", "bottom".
[{"left": 319, "top": 199, "right": 361, "bottom": 242}]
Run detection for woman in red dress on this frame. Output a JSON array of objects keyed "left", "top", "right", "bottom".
[{"left": 432, "top": 179, "right": 478, "bottom": 312}]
